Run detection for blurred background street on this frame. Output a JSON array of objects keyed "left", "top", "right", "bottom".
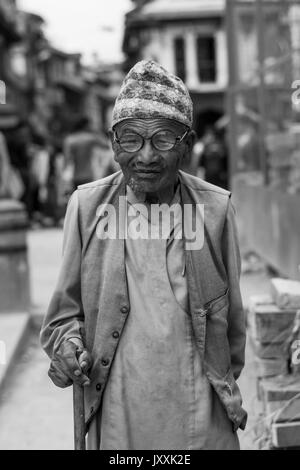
[{"left": 1, "top": 0, "right": 300, "bottom": 451}]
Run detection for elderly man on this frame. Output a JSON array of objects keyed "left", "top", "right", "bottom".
[{"left": 41, "top": 61, "right": 247, "bottom": 450}]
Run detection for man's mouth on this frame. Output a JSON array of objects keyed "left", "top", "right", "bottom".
[{"left": 134, "top": 168, "right": 161, "bottom": 177}]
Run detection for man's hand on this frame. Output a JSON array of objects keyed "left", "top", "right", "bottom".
[{"left": 48, "top": 340, "right": 92, "bottom": 389}]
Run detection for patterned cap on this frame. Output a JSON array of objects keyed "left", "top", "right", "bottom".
[{"left": 112, "top": 60, "right": 193, "bottom": 129}]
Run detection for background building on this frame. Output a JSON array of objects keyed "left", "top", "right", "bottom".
[
  {"left": 227, "top": 0, "right": 300, "bottom": 280},
  {"left": 123, "top": 0, "right": 228, "bottom": 137},
  {"left": 0, "top": 0, "right": 123, "bottom": 145},
  {"left": 0, "top": 0, "right": 23, "bottom": 129}
]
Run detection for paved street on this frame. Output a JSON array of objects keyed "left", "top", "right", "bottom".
[
  {"left": 0, "top": 326, "right": 73, "bottom": 450},
  {"left": 0, "top": 228, "right": 271, "bottom": 450},
  {"left": 0, "top": 229, "right": 74, "bottom": 450}
]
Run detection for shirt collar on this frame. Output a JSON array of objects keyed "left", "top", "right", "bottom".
[{"left": 126, "top": 183, "right": 181, "bottom": 206}]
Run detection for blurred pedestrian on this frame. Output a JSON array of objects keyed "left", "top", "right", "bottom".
[
  {"left": 63, "top": 118, "right": 114, "bottom": 190},
  {"left": 5, "top": 121, "right": 33, "bottom": 216},
  {"left": 29, "top": 136, "right": 50, "bottom": 227},
  {"left": 46, "top": 145, "right": 66, "bottom": 227},
  {"left": 41, "top": 60, "right": 247, "bottom": 450},
  {"left": 0, "top": 131, "right": 12, "bottom": 198},
  {"left": 0, "top": 129, "right": 25, "bottom": 201},
  {"left": 90, "top": 137, "right": 118, "bottom": 181},
  {"left": 192, "top": 127, "right": 228, "bottom": 189}
]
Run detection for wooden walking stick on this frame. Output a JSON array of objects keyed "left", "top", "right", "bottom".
[{"left": 73, "top": 383, "right": 86, "bottom": 450}]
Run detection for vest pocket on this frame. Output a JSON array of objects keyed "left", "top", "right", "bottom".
[{"left": 205, "top": 288, "right": 229, "bottom": 315}]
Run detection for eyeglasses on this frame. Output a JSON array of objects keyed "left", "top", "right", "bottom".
[{"left": 114, "top": 129, "right": 189, "bottom": 153}]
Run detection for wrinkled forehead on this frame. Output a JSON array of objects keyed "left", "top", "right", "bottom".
[{"left": 114, "top": 118, "right": 188, "bottom": 135}]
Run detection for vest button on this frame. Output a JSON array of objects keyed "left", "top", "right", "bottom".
[
  {"left": 112, "top": 331, "right": 120, "bottom": 339},
  {"left": 96, "top": 384, "right": 102, "bottom": 392},
  {"left": 198, "top": 309, "right": 207, "bottom": 317},
  {"left": 121, "top": 306, "right": 129, "bottom": 314},
  {"left": 101, "top": 359, "right": 110, "bottom": 367}
]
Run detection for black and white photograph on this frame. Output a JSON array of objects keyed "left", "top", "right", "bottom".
[{"left": 0, "top": 0, "right": 300, "bottom": 454}]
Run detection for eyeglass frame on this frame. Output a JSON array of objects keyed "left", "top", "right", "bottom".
[{"left": 113, "top": 128, "right": 189, "bottom": 153}]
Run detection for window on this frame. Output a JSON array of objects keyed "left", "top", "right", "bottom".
[
  {"left": 197, "top": 36, "right": 216, "bottom": 83},
  {"left": 174, "top": 37, "right": 186, "bottom": 82}
]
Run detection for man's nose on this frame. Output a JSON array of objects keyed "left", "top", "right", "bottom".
[{"left": 137, "top": 140, "right": 158, "bottom": 165}]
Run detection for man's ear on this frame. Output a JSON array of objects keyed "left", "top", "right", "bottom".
[
  {"left": 108, "top": 129, "right": 119, "bottom": 162},
  {"left": 183, "top": 130, "right": 196, "bottom": 161},
  {"left": 108, "top": 129, "right": 114, "bottom": 147}
]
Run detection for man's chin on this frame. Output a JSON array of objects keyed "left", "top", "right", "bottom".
[{"left": 127, "top": 177, "right": 160, "bottom": 194}]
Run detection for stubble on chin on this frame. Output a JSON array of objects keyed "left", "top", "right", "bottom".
[
  {"left": 127, "top": 176, "right": 144, "bottom": 194},
  {"left": 126, "top": 175, "right": 157, "bottom": 195}
]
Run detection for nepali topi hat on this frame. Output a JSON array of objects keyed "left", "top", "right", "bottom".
[{"left": 112, "top": 60, "right": 193, "bottom": 129}]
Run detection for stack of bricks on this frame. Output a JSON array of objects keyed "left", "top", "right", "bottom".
[
  {"left": 261, "top": 376, "right": 300, "bottom": 449},
  {"left": 248, "top": 278, "right": 300, "bottom": 449}
]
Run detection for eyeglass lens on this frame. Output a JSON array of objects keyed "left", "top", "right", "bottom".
[{"left": 118, "top": 130, "right": 178, "bottom": 152}]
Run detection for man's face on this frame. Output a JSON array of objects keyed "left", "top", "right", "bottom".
[{"left": 111, "top": 118, "right": 192, "bottom": 194}]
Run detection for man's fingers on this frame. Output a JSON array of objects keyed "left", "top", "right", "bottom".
[
  {"left": 73, "top": 373, "right": 91, "bottom": 387},
  {"left": 58, "top": 341, "right": 83, "bottom": 379},
  {"left": 67, "top": 361, "right": 90, "bottom": 386},
  {"left": 54, "top": 341, "right": 92, "bottom": 386},
  {"left": 49, "top": 362, "right": 90, "bottom": 388},
  {"left": 72, "top": 350, "right": 92, "bottom": 386},
  {"left": 78, "top": 350, "right": 92, "bottom": 374},
  {"left": 48, "top": 367, "right": 72, "bottom": 389},
  {"left": 50, "top": 362, "right": 90, "bottom": 387}
]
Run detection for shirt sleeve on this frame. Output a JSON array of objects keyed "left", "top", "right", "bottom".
[
  {"left": 40, "top": 191, "right": 85, "bottom": 359},
  {"left": 222, "top": 198, "right": 247, "bottom": 380}
]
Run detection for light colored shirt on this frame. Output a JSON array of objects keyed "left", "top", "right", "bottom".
[{"left": 87, "top": 185, "right": 239, "bottom": 450}]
